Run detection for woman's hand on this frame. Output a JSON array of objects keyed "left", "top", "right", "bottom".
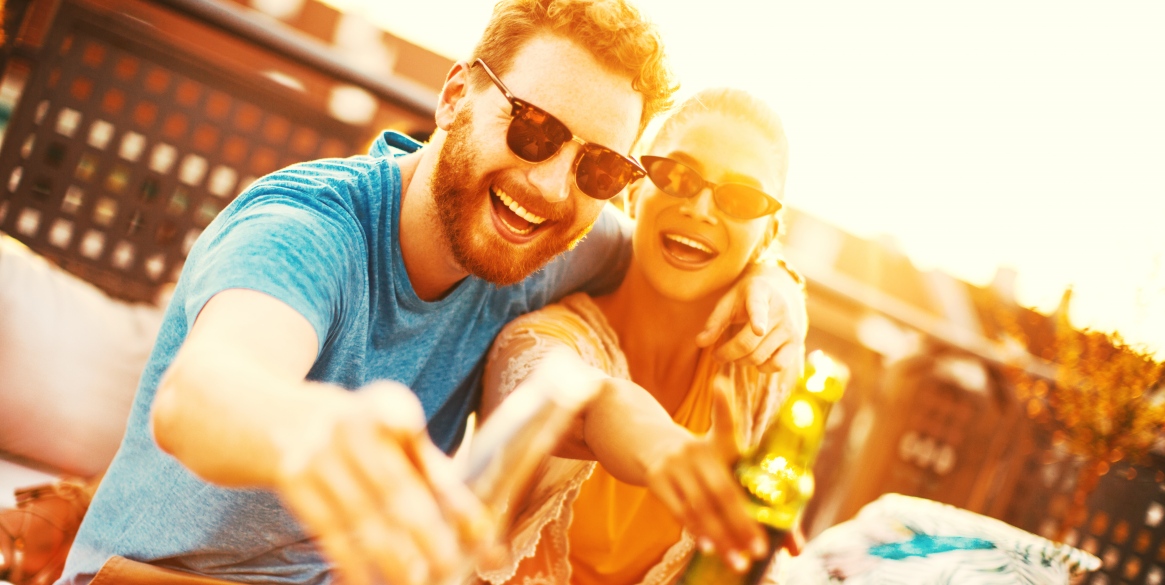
[{"left": 643, "top": 384, "right": 768, "bottom": 572}]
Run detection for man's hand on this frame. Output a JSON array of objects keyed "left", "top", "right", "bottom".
[
  {"left": 275, "top": 382, "right": 492, "bottom": 585},
  {"left": 154, "top": 290, "right": 492, "bottom": 585},
  {"left": 696, "top": 261, "right": 807, "bottom": 374},
  {"left": 644, "top": 384, "right": 766, "bottom": 572}
]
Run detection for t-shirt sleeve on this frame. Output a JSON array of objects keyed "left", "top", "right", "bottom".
[
  {"left": 180, "top": 183, "right": 363, "bottom": 355},
  {"left": 526, "top": 204, "right": 632, "bottom": 307}
]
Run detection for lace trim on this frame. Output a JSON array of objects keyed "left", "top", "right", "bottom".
[
  {"left": 556, "top": 294, "right": 631, "bottom": 379},
  {"left": 475, "top": 461, "right": 595, "bottom": 584},
  {"left": 487, "top": 294, "right": 629, "bottom": 401},
  {"left": 515, "top": 575, "right": 555, "bottom": 585},
  {"left": 638, "top": 530, "right": 696, "bottom": 585},
  {"left": 478, "top": 293, "right": 790, "bottom": 584},
  {"left": 493, "top": 328, "right": 552, "bottom": 401},
  {"left": 547, "top": 482, "right": 576, "bottom": 584}
]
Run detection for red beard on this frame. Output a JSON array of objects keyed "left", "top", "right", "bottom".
[{"left": 429, "top": 108, "right": 592, "bottom": 286}]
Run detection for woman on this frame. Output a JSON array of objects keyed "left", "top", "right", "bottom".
[{"left": 476, "top": 87, "right": 803, "bottom": 585}]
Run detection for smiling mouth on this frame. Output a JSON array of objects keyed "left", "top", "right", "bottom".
[
  {"left": 661, "top": 232, "right": 719, "bottom": 267},
  {"left": 490, "top": 186, "right": 548, "bottom": 237}
]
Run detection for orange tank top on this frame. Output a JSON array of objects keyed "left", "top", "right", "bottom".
[{"left": 565, "top": 349, "right": 717, "bottom": 584}]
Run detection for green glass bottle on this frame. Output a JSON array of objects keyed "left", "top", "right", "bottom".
[{"left": 678, "top": 350, "right": 849, "bottom": 584}]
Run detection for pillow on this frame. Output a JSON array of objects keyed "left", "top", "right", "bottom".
[
  {"left": 0, "top": 235, "right": 165, "bottom": 477},
  {"left": 782, "top": 493, "right": 1100, "bottom": 585}
]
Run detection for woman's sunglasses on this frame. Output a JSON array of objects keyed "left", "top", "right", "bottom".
[
  {"left": 639, "top": 155, "right": 783, "bottom": 220},
  {"left": 472, "top": 59, "right": 645, "bottom": 200}
]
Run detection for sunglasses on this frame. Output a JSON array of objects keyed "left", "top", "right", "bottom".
[
  {"left": 472, "top": 59, "right": 645, "bottom": 200},
  {"left": 639, "top": 155, "right": 783, "bottom": 220}
]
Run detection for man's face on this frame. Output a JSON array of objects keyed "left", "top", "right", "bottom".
[{"left": 430, "top": 35, "right": 643, "bottom": 286}]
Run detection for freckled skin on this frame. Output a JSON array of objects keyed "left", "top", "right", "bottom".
[{"left": 430, "top": 34, "right": 644, "bottom": 285}]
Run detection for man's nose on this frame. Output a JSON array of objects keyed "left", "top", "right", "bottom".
[
  {"left": 527, "top": 143, "right": 579, "bottom": 204},
  {"left": 679, "top": 187, "right": 718, "bottom": 223}
]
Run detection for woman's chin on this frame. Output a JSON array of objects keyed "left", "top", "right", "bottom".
[{"left": 642, "top": 267, "right": 733, "bottom": 305}]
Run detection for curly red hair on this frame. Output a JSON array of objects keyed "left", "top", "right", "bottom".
[{"left": 469, "top": 0, "right": 677, "bottom": 136}]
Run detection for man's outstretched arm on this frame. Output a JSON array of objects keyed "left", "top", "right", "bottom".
[{"left": 152, "top": 289, "right": 489, "bottom": 585}]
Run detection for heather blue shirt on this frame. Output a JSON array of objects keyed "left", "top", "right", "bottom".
[{"left": 60, "top": 132, "right": 630, "bottom": 584}]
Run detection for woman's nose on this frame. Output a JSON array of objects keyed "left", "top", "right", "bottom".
[{"left": 679, "top": 187, "right": 718, "bottom": 223}]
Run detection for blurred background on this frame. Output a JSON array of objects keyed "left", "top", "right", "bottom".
[{"left": 0, "top": 1, "right": 1161, "bottom": 584}]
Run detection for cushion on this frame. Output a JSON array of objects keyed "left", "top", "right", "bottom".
[
  {"left": 782, "top": 493, "right": 1101, "bottom": 584},
  {"left": 0, "top": 235, "right": 164, "bottom": 477}
]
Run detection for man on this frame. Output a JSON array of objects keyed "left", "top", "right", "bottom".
[{"left": 60, "top": 1, "right": 806, "bottom": 584}]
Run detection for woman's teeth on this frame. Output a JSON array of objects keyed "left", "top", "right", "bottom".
[
  {"left": 663, "top": 233, "right": 714, "bottom": 254},
  {"left": 496, "top": 188, "right": 546, "bottom": 225}
]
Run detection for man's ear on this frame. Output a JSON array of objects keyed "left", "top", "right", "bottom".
[{"left": 435, "top": 61, "right": 472, "bottom": 131}]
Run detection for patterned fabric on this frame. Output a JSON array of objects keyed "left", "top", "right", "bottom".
[
  {"left": 475, "top": 293, "right": 790, "bottom": 585},
  {"left": 782, "top": 494, "right": 1101, "bottom": 585}
]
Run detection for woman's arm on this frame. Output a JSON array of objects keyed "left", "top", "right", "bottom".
[
  {"left": 585, "top": 376, "right": 768, "bottom": 568},
  {"left": 482, "top": 331, "right": 768, "bottom": 568}
]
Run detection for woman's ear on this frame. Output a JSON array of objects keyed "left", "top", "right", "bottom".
[
  {"left": 435, "top": 62, "right": 472, "bottom": 131},
  {"left": 749, "top": 217, "right": 781, "bottom": 263},
  {"left": 763, "top": 217, "right": 780, "bottom": 249}
]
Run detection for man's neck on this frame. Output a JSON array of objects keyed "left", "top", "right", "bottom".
[{"left": 396, "top": 149, "right": 471, "bottom": 302}]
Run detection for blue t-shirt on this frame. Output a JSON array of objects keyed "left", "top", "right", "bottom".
[{"left": 59, "top": 132, "right": 630, "bottom": 584}]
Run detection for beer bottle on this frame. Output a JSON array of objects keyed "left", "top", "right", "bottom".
[{"left": 678, "top": 350, "right": 849, "bottom": 584}]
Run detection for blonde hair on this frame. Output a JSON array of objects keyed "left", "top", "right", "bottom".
[
  {"left": 470, "top": 0, "right": 678, "bottom": 135},
  {"left": 648, "top": 87, "right": 790, "bottom": 247}
]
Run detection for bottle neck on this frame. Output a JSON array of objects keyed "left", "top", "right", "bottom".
[{"left": 748, "top": 387, "right": 835, "bottom": 469}]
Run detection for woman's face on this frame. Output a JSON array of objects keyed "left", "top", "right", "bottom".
[{"left": 630, "top": 112, "right": 783, "bottom": 302}]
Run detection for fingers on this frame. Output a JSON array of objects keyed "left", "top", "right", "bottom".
[
  {"left": 759, "top": 338, "right": 802, "bottom": 376},
  {"left": 746, "top": 328, "right": 790, "bottom": 373},
  {"left": 648, "top": 474, "right": 703, "bottom": 541},
  {"left": 281, "top": 476, "right": 371, "bottom": 585},
  {"left": 708, "top": 382, "right": 742, "bottom": 462},
  {"left": 716, "top": 313, "right": 801, "bottom": 369},
  {"left": 342, "top": 420, "right": 462, "bottom": 578},
  {"left": 308, "top": 423, "right": 456, "bottom": 584},
  {"left": 697, "top": 287, "right": 739, "bottom": 348},
  {"left": 706, "top": 265, "right": 811, "bottom": 370},
  {"left": 413, "top": 441, "right": 494, "bottom": 550},
  {"left": 275, "top": 383, "right": 486, "bottom": 585},
  {"left": 647, "top": 438, "right": 766, "bottom": 571},
  {"left": 363, "top": 386, "right": 493, "bottom": 572},
  {"left": 362, "top": 381, "right": 428, "bottom": 438},
  {"left": 665, "top": 449, "right": 765, "bottom": 568},
  {"left": 744, "top": 281, "right": 771, "bottom": 336},
  {"left": 714, "top": 323, "right": 764, "bottom": 364},
  {"left": 698, "top": 457, "right": 765, "bottom": 556},
  {"left": 364, "top": 381, "right": 494, "bottom": 547}
]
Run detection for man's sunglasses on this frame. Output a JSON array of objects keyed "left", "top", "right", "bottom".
[
  {"left": 639, "top": 155, "right": 783, "bottom": 220},
  {"left": 472, "top": 59, "right": 645, "bottom": 200}
]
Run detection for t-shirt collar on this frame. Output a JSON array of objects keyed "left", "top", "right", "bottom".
[{"left": 371, "top": 130, "right": 424, "bottom": 158}]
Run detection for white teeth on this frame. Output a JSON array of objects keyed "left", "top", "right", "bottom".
[
  {"left": 664, "top": 233, "right": 714, "bottom": 254},
  {"left": 495, "top": 188, "right": 546, "bottom": 225}
]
